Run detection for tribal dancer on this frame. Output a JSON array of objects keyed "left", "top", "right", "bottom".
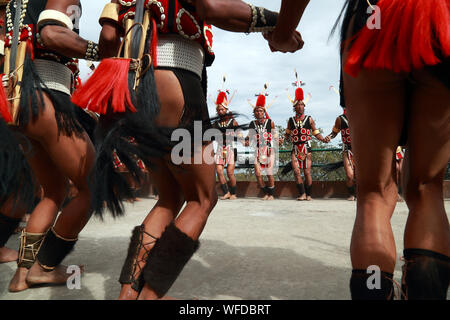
[
  {"left": 0, "top": 0, "right": 99, "bottom": 292},
  {"left": 267, "top": 0, "right": 450, "bottom": 299},
  {"left": 74, "top": 0, "right": 287, "bottom": 300},
  {"left": 213, "top": 78, "right": 239, "bottom": 200},
  {"left": 285, "top": 77, "right": 329, "bottom": 201},
  {"left": 245, "top": 84, "right": 279, "bottom": 200},
  {"left": 326, "top": 106, "right": 356, "bottom": 201}
]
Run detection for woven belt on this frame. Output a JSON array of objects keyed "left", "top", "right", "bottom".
[
  {"left": 34, "top": 59, "right": 73, "bottom": 95},
  {"left": 156, "top": 34, "right": 205, "bottom": 79}
]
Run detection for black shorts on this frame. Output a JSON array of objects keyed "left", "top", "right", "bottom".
[{"left": 157, "top": 67, "right": 211, "bottom": 133}]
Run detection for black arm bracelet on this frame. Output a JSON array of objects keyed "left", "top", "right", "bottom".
[{"left": 247, "top": 4, "right": 278, "bottom": 33}]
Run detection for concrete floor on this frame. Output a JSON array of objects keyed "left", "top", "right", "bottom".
[{"left": 1, "top": 198, "right": 449, "bottom": 300}]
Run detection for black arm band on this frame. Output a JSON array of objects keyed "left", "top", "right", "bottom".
[{"left": 247, "top": 4, "right": 278, "bottom": 33}]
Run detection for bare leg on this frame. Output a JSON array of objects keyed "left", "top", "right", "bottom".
[
  {"left": 254, "top": 160, "right": 267, "bottom": 200},
  {"left": 265, "top": 153, "right": 275, "bottom": 200},
  {"left": 226, "top": 163, "right": 237, "bottom": 199},
  {"left": 304, "top": 153, "right": 313, "bottom": 201},
  {"left": 9, "top": 140, "right": 68, "bottom": 292},
  {"left": 292, "top": 153, "right": 306, "bottom": 200},
  {"left": 13, "top": 93, "right": 95, "bottom": 288},
  {"left": 344, "top": 68, "right": 406, "bottom": 273},
  {"left": 403, "top": 69, "right": 450, "bottom": 256},
  {"left": 118, "top": 159, "right": 184, "bottom": 300},
  {"left": 344, "top": 152, "right": 356, "bottom": 201},
  {"left": 138, "top": 146, "right": 217, "bottom": 300},
  {"left": 216, "top": 164, "right": 230, "bottom": 199}
]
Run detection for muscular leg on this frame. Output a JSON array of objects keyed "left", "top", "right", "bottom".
[
  {"left": 265, "top": 153, "right": 275, "bottom": 200},
  {"left": 138, "top": 146, "right": 217, "bottom": 300},
  {"left": 403, "top": 69, "right": 450, "bottom": 256},
  {"left": 216, "top": 164, "right": 230, "bottom": 199},
  {"left": 292, "top": 152, "right": 306, "bottom": 200},
  {"left": 226, "top": 163, "right": 237, "bottom": 199},
  {"left": 344, "top": 68, "right": 406, "bottom": 274},
  {"left": 304, "top": 154, "right": 313, "bottom": 201},
  {"left": 9, "top": 140, "right": 68, "bottom": 292},
  {"left": 254, "top": 160, "right": 267, "bottom": 200},
  {"left": 118, "top": 158, "right": 184, "bottom": 300},
  {"left": 344, "top": 152, "right": 356, "bottom": 201},
  {"left": 130, "top": 69, "right": 217, "bottom": 300},
  {"left": 17, "top": 93, "right": 95, "bottom": 287}
]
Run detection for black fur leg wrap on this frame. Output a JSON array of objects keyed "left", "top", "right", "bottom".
[
  {"left": 305, "top": 184, "right": 313, "bottom": 197},
  {"left": 142, "top": 223, "right": 199, "bottom": 297},
  {"left": 220, "top": 183, "right": 229, "bottom": 195},
  {"left": 0, "top": 212, "right": 21, "bottom": 247},
  {"left": 296, "top": 183, "right": 305, "bottom": 196},
  {"left": 267, "top": 186, "right": 275, "bottom": 196},
  {"left": 229, "top": 185, "right": 236, "bottom": 195},
  {"left": 350, "top": 269, "right": 394, "bottom": 300},
  {"left": 348, "top": 185, "right": 356, "bottom": 197},
  {"left": 36, "top": 228, "right": 77, "bottom": 271},
  {"left": 262, "top": 186, "right": 269, "bottom": 195},
  {"left": 402, "top": 248, "right": 450, "bottom": 300}
]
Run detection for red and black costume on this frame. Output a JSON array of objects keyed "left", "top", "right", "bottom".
[
  {"left": 249, "top": 118, "right": 273, "bottom": 170},
  {"left": 288, "top": 114, "right": 312, "bottom": 169},
  {"left": 213, "top": 87, "right": 239, "bottom": 197}
]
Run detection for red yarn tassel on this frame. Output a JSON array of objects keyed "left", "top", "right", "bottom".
[
  {"left": 71, "top": 58, "right": 136, "bottom": 114},
  {"left": 0, "top": 76, "right": 12, "bottom": 123},
  {"left": 151, "top": 18, "right": 158, "bottom": 67},
  {"left": 345, "top": 0, "right": 450, "bottom": 77}
]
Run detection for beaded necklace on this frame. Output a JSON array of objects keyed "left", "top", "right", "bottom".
[{"left": 5, "top": 0, "right": 32, "bottom": 44}]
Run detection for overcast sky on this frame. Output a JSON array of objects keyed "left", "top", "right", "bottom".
[{"left": 78, "top": 0, "right": 346, "bottom": 145}]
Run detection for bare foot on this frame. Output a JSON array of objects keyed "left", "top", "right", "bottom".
[
  {"left": 297, "top": 194, "right": 306, "bottom": 201},
  {"left": 229, "top": 194, "right": 237, "bottom": 200},
  {"left": 26, "top": 263, "right": 84, "bottom": 287},
  {"left": 118, "top": 284, "right": 139, "bottom": 300},
  {"left": 220, "top": 192, "right": 231, "bottom": 200},
  {"left": 154, "top": 195, "right": 159, "bottom": 200},
  {"left": 9, "top": 267, "right": 30, "bottom": 292},
  {"left": 262, "top": 194, "right": 269, "bottom": 200},
  {"left": 266, "top": 195, "right": 274, "bottom": 201},
  {"left": 306, "top": 196, "right": 312, "bottom": 201},
  {"left": 347, "top": 195, "right": 355, "bottom": 201},
  {"left": 397, "top": 194, "right": 404, "bottom": 202},
  {"left": 0, "top": 247, "right": 18, "bottom": 263}
]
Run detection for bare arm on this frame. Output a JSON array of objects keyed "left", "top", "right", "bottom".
[
  {"left": 38, "top": 0, "right": 91, "bottom": 59},
  {"left": 99, "top": 0, "right": 122, "bottom": 58},
  {"left": 327, "top": 117, "right": 341, "bottom": 139},
  {"left": 310, "top": 118, "right": 329, "bottom": 143},
  {"left": 195, "top": 0, "right": 252, "bottom": 32},
  {"left": 266, "top": 0, "right": 310, "bottom": 53}
]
